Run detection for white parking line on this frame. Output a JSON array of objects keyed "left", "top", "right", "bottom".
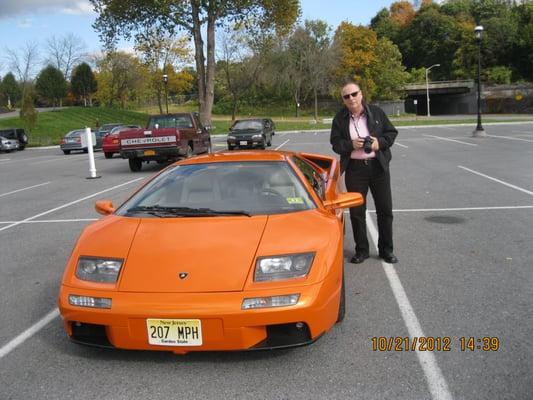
[
  {"left": 366, "top": 214, "right": 453, "bottom": 400},
  {"left": 0, "top": 177, "right": 144, "bottom": 234},
  {"left": 0, "top": 218, "right": 98, "bottom": 224},
  {"left": 458, "top": 166, "right": 533, "bottom": 197},
  {"left": 275, "top": 139, "right": 290, "bottom": 150},
  {"left": 0, "top": 182, "right": 51, "bottom": 198},
  {"left": 423, "top": 134, "right": 477, "bottom": 146},
  {"left": 487, "top": 134, "right": 533, "bottom": 143},
  {"left": 0, "top": 158, "right": 11, "bottom": 162},
  {"left": 0, "top": 308, "right": 59, "bottom": 359},
  {"left": 395, "top": 142, "right": 409, "bottom": 148}
]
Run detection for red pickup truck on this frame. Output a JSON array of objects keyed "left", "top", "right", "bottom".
[{"left": 119, "top": 113, "right": 212, "bottom": 172}]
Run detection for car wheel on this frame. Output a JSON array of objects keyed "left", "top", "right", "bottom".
[
  {"left": 267, "top": 136, "right": 272, "bottom": 147},
  {"left": 129, "top": 158, "right": 142, "bottom": 172},
  {"left": 185, "top": 144, "right": 193, "bottom": 158},
  {"left": 205, "top": 140, "right": 212, "bottom": 154},
  {"left": 83, "top": 148, "right": 88, "bottom": 153},
  {"left": 63, "top": 150, "right": 71, "bottom": 155},
  {"left": 227, "top": 144, "right": 234, "bottom": 151},
  {"left": 336, "top": 267, "right": 346, "bottom": 323},
  {"left": 18, "top": 146, "right": 26, "bottom": 151},
  {"left": 104, "top": 152, "right": 113, "bottom": 159}
]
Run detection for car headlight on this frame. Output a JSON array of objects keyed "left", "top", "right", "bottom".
[
  {"left": 254, "top": 252, "right": 315, "bottom": 282},
  {"left": 75, "top": 257, "right": 123, "bottom": 283},
  {"left": 228, "top": 135, "right": 236, "bottom": 140},
  {"left": 252, "top": 134, "right": 263, "bottom": 139}
]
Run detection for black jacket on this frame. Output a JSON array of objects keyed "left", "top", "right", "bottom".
[{"left": 330, "top": 103, "right": 398, "bottom": 174}]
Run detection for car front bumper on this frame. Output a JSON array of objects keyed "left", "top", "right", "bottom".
[
  {"left": 58, "top": 272, "right": 341, "bottom": 353},
  {"left": 227, "top": 138, "right": 265, "bottom": 148}
]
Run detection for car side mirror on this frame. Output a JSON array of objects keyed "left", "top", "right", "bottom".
[
  {"left": 95, "top": 200, "right": 115, "bottom": 215},
  {"left": 323, "top": 192, "right": 364, "bottom": 210}
]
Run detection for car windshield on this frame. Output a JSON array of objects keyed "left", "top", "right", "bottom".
[
  {"left": 99, "top": 124, "right": 122, "bottom": 132},
  {"left": 116, "top": 161, "right": 317, "bottom": 217},
  {"left": 66, "top": 130, "right": 84, "bottom": 137},
  {"left": 148, "top": 115, "right": 194, "bottom": 129},
  {"left": 232, "top": 121, "right": 262, "bottom": 130}
]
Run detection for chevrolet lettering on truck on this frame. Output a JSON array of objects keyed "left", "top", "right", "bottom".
[{"left": 119, "top": 113, "right": 212, "bottom": 172}]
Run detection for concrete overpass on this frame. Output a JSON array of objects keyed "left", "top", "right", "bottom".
[{"left": 404, "top": 80, "right": 477, "bottom": 115}]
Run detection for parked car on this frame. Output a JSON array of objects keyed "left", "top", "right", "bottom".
[
  {"left": 120, "top": 113, "right": 211, "bottom": 172},
  {"left": 57, "top": 150, "right": 363, "bottom": 353},
  {"left": 0, "top": 128, "right": 29, "bottom": 150},
  {"left": 60, "top": 129, "right": 98, "bottom": 155},
  {"left": 0, "top": 135, "right": 19, "bottom": 152},
  {"left": 227, "top": 119, "right": 274, "bottom": 150},
  {"left": 102, "top": 125, "right": 141, "bottom": 159}
]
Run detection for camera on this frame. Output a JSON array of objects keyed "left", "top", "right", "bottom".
[{"left": 363, "top": 136, "right": 373, "bottom": 154}]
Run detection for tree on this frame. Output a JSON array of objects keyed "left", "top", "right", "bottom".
[
  {"left": 136, "top": 32, "right": 192, "bottom": 114},
  {"left": 332, "top": 23, "right": 378, "bottom": 100},
  {"left": 370, "top": 8, "right": 401, "bottom": 42},
  {"left": 19, "top": 89, "right": 38, "bottom": 133},
  {"left": 71, "top": 62, "right": 98, "bottom": 106},
  {"left": 0, "top": 73, "right": 21, "bottom": 108},
  {"left": 217, "top": 27, "right": 263, "bottom": 120},
  {"left": 371, "top": 37, "right": 409, "bottom": 100},
  {"left": 301, "top": 20, "right": 333, "bottom": 120},
  {"left": 94, "top": 51, "right": 148, "bottom": 109},
  {"left": 390, "top": 1, "right": 416, "bottom": 26},
  {"left": 5, "top": 42, "right": 40, "bottom": 96},
  {"left": 45, "top": 33, "right": 87, "bottom": 79},
  {"left": 89, "top": 0, "right": 300, "bottom": 124},
  {"left": 35, "top": 65, "right": 68, "bottom": 107}
]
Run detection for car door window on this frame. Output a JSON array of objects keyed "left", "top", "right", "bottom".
[{"left": 292, "top": 157, "right": 325, "bottom": 200}]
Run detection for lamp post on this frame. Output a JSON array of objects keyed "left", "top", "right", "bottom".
[
  {"left": 162, "top": 74, "right": 169, "bottom": 114},
  {"left": 473, "top": 25, "right": 485, "bottom": 137},
  {"left": 425, "top": 63, "right": 440, "bottom": 117}
]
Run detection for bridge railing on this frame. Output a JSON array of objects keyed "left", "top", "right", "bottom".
[{"left": 404, "top": 79, "right": 475, "bottom": 90}]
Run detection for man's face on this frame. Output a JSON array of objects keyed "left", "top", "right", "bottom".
[{"left": 341, "top": 83, "right": 363, "bottom": 112}]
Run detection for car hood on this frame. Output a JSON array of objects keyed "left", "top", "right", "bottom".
[
  {"left": 69, "top": 210, "right": 336, "bottom": 293},
  {"left": 117, "top": 215, "right": 268, "bottom": 293},
  {"left": 230, "top": 129, "right": 262, "bottom": 136}
]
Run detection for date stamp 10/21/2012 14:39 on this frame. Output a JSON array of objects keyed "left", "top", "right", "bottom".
[{"left": 371, "top": 337, "right": 501, "bottom": 352}]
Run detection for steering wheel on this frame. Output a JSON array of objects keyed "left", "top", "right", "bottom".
[{"left": 260, "top": 188, "right": 285, "bottom": 199}]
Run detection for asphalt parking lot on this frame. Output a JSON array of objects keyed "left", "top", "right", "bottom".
[{"left": 1, "top": 122, "right": 532, "bottom": 399}]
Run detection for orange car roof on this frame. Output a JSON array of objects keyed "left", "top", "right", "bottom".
[{"left": 178, "top": 150, "right": 293, "bottom": 165}]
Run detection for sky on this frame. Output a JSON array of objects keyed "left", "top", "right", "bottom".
[{"left": 0, "top": 0, "right": 401, "bottom": 77}]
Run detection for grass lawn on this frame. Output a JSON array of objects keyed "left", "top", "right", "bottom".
[{"left": 2, "top": 105, "right": 531, "bottom": 146}]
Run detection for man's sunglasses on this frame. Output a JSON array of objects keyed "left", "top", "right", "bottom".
[{"left": 342, "top": 91, "right": 360, "bottom": 100}]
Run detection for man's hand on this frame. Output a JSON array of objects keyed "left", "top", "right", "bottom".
[{"left": 371, "top": 136, "right": 380, "bottom": 151}]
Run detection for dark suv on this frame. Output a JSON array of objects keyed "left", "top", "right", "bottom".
[{"left": 0, "top": 128, "right": 29, "bottom": 150}]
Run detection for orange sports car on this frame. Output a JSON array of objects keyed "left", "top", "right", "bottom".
[{"left": 58, "top": 150, "right": 363, "bottom": 354}]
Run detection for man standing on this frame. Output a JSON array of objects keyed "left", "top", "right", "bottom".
[{"left": 330, "top": 81, "right": 398, "bottom": 264}]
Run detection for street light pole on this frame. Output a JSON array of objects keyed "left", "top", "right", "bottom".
[
  {"left": 473, "top": 25, "right": 486, "bottom": 137},
  {"left": 162, "top": 74, "right": 169, "bottom": 115},
  {"left": 425, "top": 63, "right": 440, "bottom": 117}
]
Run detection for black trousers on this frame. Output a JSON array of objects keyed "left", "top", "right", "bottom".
[{"left": 345, "top": 159, "right": 394, "bottom": 256}]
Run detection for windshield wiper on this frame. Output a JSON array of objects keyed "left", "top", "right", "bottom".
[{"left": 126, "top": 205, "right": 251, "bottom": 217}]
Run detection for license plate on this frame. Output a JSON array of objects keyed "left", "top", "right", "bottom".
[
  {"left": 239, "top": 141, "right": 248, "bottom": 145},
  {"left": 146, "top": 319, "right": 202, "bottom": 346},
  {"left": 144, "top": 150, "right": 156, "bottom": 156}
]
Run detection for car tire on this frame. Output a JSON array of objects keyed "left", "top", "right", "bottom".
[
  {"left": 63, "top": 150, "right": 71, "bottom": 155},
  {"left": 204, "top": 140, "right": 212, "bottom": 154},
  {"left": 185, "top": 144, "right": 193, "bottom": 158},
  {"left": 129, "top": 158, "right": 142, "bottom": 172},
  {"left": 83, "top": 148, "right": 88, "bottom": 153},
  {"left": 104, "top": 152, "right": 113, "bottom": 159},
  {"left": 336, "top": 267, "right": 346, "bottom": 323},
  {"left": 227, "top": 144, "right": 234, "bottom": 151},
  {"left": 267, "top": 136, "right": 272, "bottom": 147},
  {"left": 18, "top": 146, "right": 26, "bottom": 151}
]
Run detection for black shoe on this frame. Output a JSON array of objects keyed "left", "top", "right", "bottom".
[
  {"left": 350, "top": 253, "right": 369, "bottom": 264},
  {"left": 379, "top": 252, "right": 398, "bottom": 264}
]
